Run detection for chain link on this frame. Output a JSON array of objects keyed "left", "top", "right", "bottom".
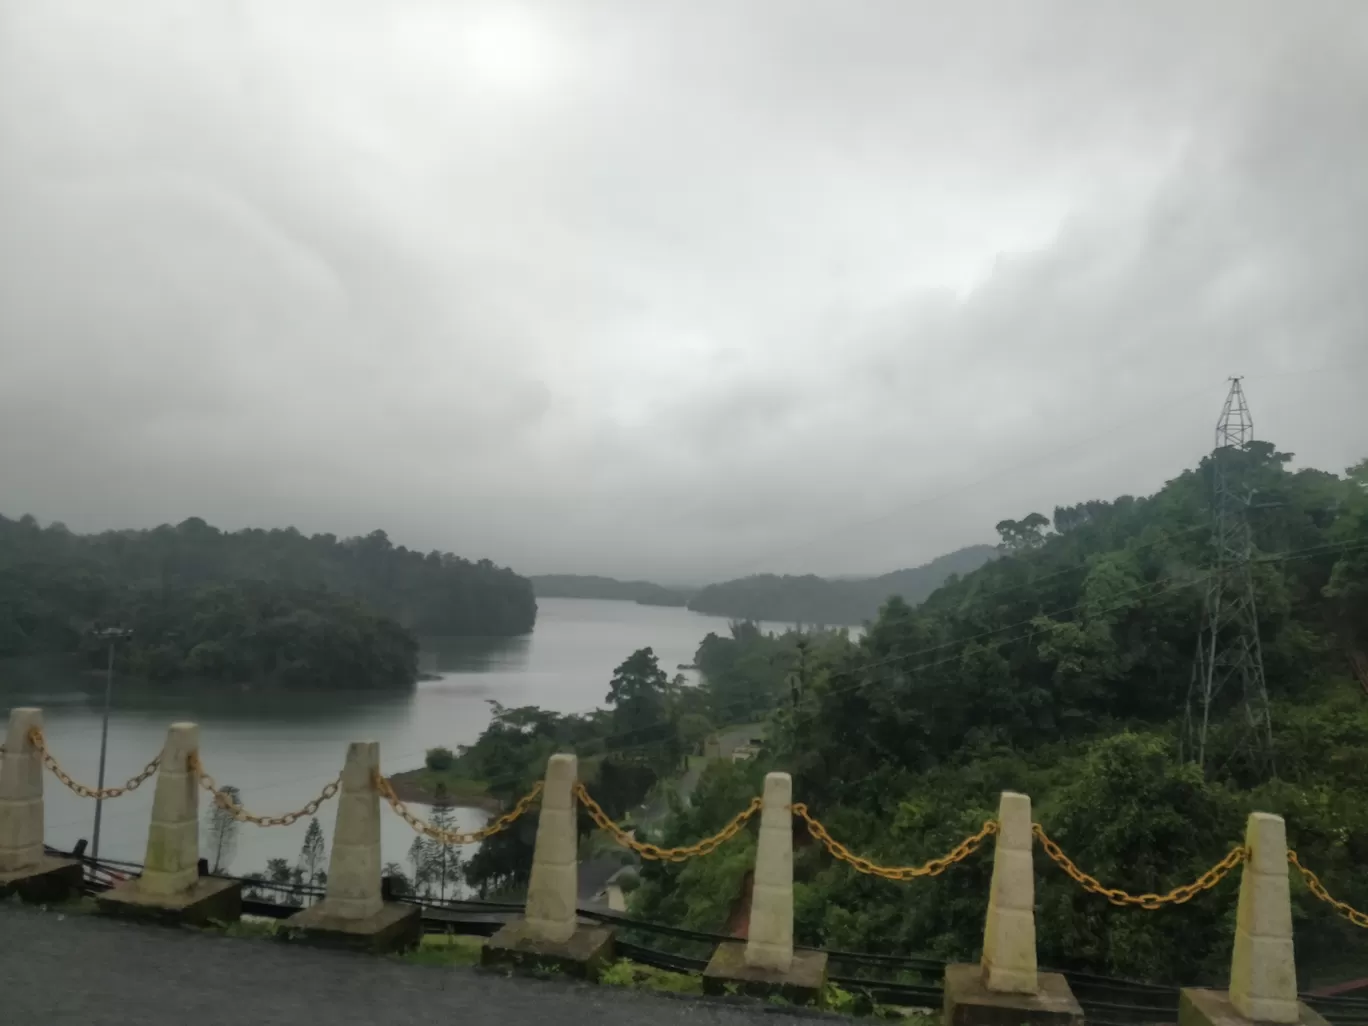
[
  {"left": 1033, "top": 823, "right": 1247, "bottom": 908},
  {"left": 1289, "top": 850, "right": 1368, "bottom": 928},
  {"left": 375, "top": 773, "right": 543, "bottom": 845},
  {"left": 792, "top": 803, "right": 997, "bottom": 880},
  {"left": 191, "top": 753, "right": 340, "bottom": 827},
  {"left": 27, "top": 726, "right": 161, "bottom": 800},
  {"left": 576, "top": 781, "right": 761, "bottom": 862}
]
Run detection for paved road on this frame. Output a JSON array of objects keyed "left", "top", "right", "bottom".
[{"left": 0, "top": 904, "right": 832, "bottom": 1026}]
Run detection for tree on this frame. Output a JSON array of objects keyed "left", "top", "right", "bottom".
[
  {"left": 407, "top": 836, "right": 433, "bottom": 897},
  {"left": 606, "top": 647, "right": 671, "bottom": 735},
  {"left": 425, "top": 746, "right": 456, "bottom": 772},
  {"left": 204, "top": 785, "right": 241, "bottom": 874},
  {"left": 426, "top": 789, "right": 463, "bottom": 901},
  {"left": 604, "top": 647, "right": 685, "bottom": 774},
  {"left": 299, "top": 817, "right": 327, "bottom": 890},
  {"left": 994, "top": 512, "right": 1051, "bottom": 552}
]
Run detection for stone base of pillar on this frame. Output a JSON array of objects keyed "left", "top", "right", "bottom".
[
  {"left": 283, "top": 900, "right": 421, "bottom": 954},
  {"left": 481, "top": 920, "right": 615, "bottom": 982},
  {"left": 1180, "top": 988, "right": 1330, "bottom": 1026},
  {"left": 97, "top": 876, "right": 242, "bottom": 927},
  {"left": 0, "top": 857, "right": 84, "bottom": 905},
  {"left": 943, "top": 963, "right": 1083, "bottom": 1026},
  {"left": 702, "top": 941, "right": 828, "bottom": 1007}
]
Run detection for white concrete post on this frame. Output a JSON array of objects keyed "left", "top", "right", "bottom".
[
  {"left": 524, "top": 753, "right": 578, "bottom": 943},
  {"left": 0, "top": 708, "right": 46, "bottom": 873},
  {"left": 744, "top": 771, "right": 794, "bottom": 972},
  {"left": 139, "top": 723, "right": 201, "bottom": 896},
  {"left": 1229, "top": 812, "right": 1298, "bottom": 1023},
  {"left": 323, "top": 741, "right": 383, "bottom": 919},
  {"left": 981, "top": 791, "right": 1038, "bottom": 994}
]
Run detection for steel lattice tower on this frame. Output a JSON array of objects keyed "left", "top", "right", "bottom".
[{"left": 1183, "top": 378, "right": 1275, "bottom": 778}]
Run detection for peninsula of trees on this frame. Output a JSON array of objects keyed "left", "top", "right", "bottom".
[{"left": 0, "top": 515, "right": 536, "bottom": 689}]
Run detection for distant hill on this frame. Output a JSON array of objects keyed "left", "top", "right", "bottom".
[
  {"left": 530, "top": 574, "right": 692, "bottom": 607},
  {"left": 684, "top": 545, "right": 998, "bottom": 624}
]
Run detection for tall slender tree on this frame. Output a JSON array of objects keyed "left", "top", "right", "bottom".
[{"left": 204, "top": 785, "right": 241, "bottom": 874}]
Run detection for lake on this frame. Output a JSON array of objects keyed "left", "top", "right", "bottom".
[{"left": 0, "top": 598, "right": 801, "bottom": 884}]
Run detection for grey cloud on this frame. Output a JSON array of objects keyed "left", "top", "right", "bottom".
[{"left": 2, "top": 0, "right": 1366, "bottom": 583}]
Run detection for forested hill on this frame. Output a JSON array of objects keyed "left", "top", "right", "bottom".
[
  {"left": 530, "top": 574, "right": 690, "bottom": 607},
  {"left": 0, "top": 515, "right": 536, "bottom": 687},
  {"left": 629, "top": 444, "right": 1368, "bottom": 984},
  {"left": 684, "top": 544, "right": 998, "bottom": 624}
]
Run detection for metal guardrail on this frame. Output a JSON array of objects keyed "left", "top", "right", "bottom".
[{"left": 44, "top": 846, "right": 1368, "bottom": 1026}]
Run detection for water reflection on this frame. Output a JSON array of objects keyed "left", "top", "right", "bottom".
[{"left": 418, "top": 634, "right": 532, "bottom": 674}]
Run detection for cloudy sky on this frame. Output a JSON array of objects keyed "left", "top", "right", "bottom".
[{"left": 1, "top": 1, "right": 1365, "bottom": 583}]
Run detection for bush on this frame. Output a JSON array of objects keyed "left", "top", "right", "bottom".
[{"left": 425, "top": 746, "right": 456, "bottom": 772}]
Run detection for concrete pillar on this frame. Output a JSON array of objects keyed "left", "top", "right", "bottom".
[
  {"left": 944, "top": 791, "right": 1080, "bottom": 1026},
  {"left": 745, "top": 771, "right": 794, "bottom": 972},
  {"left": 1229, "top": 812, "right": 1298, "bottom": 1024},
  {"left": 0, "top": 708, "right": 46, "bottom": 873},
  {"left": 981, "top": 791, "right": 1038, "bottom": 994},
  {"left": 284, "top": 741, "right": 420, "bottom": 952},
  {"left": 139, "top": 723, "right": 201, "bottom": 896},
  {"left": 524, "top": 752, "right": 578, "bottom": 943},
  {"left": 0, "top": 707, "right": 83, "bottom": 904},
  {"left": 322, "top": 741, "right": 383, "bottom": 920}
]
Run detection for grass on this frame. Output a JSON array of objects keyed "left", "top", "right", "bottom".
[
  {"left": 216, "top": 915, "right": 283, "bottom": 940},
  {"left": 398, "top": 932, "right": 487, "bottom": 968},
  {"left": 599, "top": 958, "right": 704, "bottom": 995},
  {"left": 117, "top": 908, "right": 939, "bottom": 1020}
]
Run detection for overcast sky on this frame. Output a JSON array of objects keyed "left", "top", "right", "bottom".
[{"left": 1, "top": 1, "right": 1365, "bottom": 583}]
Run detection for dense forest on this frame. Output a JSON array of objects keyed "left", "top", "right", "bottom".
[
  {"left": 0, "top": 514, "right": 534, "bottom": 689},
  {"left": 684, "top": 544, "right": 998, "bottom": 624},
  {"left": 530, "top": 574, "right": 691, "bottom": 607},
  {"left": 439, "top": 442, "right": 1368, "bottom": 984}
]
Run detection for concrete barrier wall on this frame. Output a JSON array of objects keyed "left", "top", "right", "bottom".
[{"left": 3, "top": 715, "right": 1318, "bottom": 1022}]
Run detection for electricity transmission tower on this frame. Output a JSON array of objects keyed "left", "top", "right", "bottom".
[{"left": 1183, "top": 378, "right": 1275, "bottom": 779}]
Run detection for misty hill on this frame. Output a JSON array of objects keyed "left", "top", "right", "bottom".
[
  {"left": 0, "top": 515, "right": 536, "bottom": 687},
  {"left": 530, "top": 574, "right": 691, "bottom": 607},
  {"left": 685, "top": 544, "right": 999, "bottom": 624}
]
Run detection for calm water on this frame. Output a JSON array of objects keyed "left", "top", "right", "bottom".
[{"left": 0, "top": 598, "right": 797, "bottom": 883}]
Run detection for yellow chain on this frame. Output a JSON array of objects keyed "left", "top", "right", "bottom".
[
  {"left": 191, "top": 754, "right": 340, "bottom": 827},
  {"left": 27, "top": 726, "right": 161, "bottom": 800},
  {"left": 792, "top": 803, "right": 997, "bottom": 880},
  {"left": 575, "top": 781, "right": 761, "bottom": 862},
  {"left": 1289, "top": 850, "right": 1368, "bottom": 928},
  {"left": 375, "top": 773, "right": 543, "bottom": 845},
  {"left": 1033, "top": 823, "right": 1247, "bottom": 908}
]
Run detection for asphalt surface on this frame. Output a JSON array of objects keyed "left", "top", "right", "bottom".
[{"left": 0, "top": 903, "right": 832, "bottom": 1026}]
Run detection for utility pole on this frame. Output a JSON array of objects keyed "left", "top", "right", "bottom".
[
  {"left": 91, "top": 626, "right": 133, "bottom": 861},
  {"left": 1183, "top": 378, "right": 1275, "bottom": 779}
]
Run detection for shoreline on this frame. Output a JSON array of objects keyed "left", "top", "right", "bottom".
[{"left": 385, "top": 768, "right": 503, "bottom": 813}]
